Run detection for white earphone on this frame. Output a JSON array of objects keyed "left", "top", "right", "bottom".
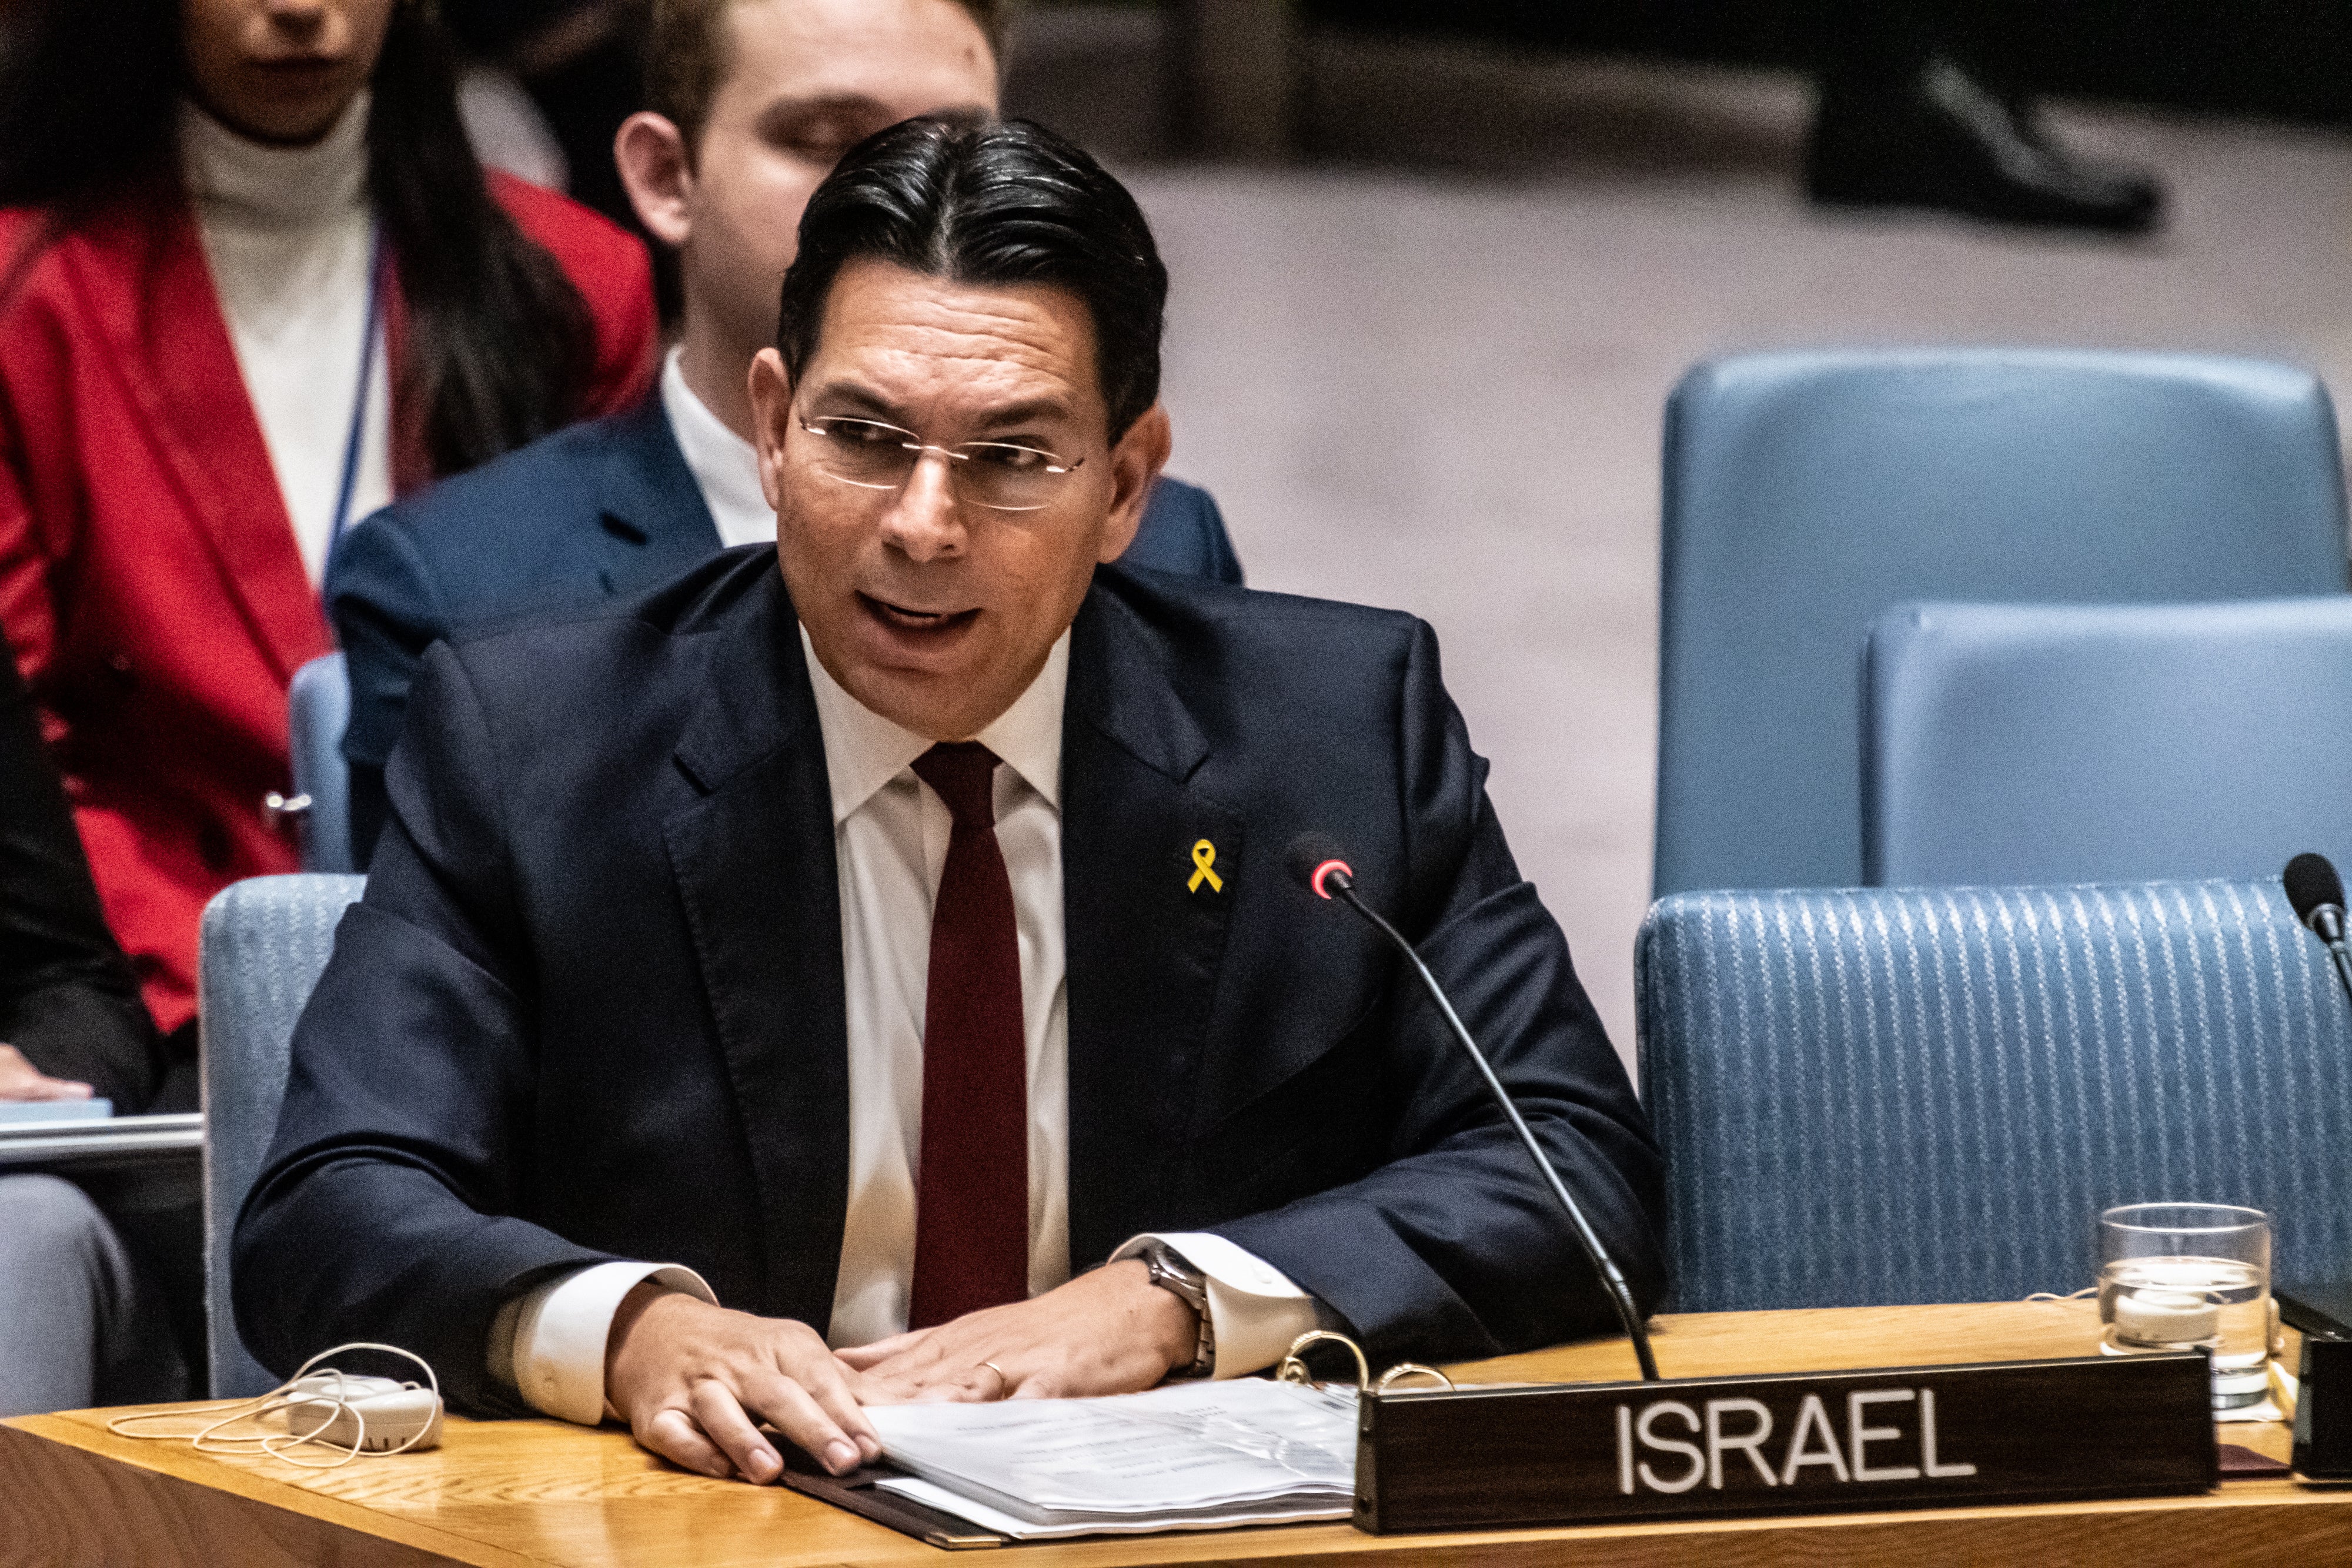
[{"left": 108, "top": 1343, "right": 443, "bottom": 1469}]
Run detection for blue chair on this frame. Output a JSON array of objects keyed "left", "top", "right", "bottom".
[
  {"left": 1655, "top": 349, "right": 2349, "bottom": 899},
  {"left": 287, "top": 653, "right": 353, "bottom": 875},
  {"left": 199, "top": 872, "right": 366, "bottom": 1397},
  {"left": 1863, "top": 598, "right": 2352, "bottom": 888},
  {"left": 1637, "top": 879, "right": 2352, "bottom": 1313}
]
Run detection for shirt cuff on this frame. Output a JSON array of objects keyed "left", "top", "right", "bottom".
[
  {"left": 1112, "top": 1232, "right": 1324, "bottom": 1380},
  {"left": 489, "top": 1261, "right": 716, "bottom": 1425}
]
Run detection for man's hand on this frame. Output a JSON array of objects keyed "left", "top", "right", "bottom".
[
  {"left": 0, "top": 1044, "right": 92, "bottom": 1102},
  {"left": 603, "top": 1285, "right": 881, "bottom": 1483},
  {"left": 841, "top": 1259, "right": 1196, "bottom": 1403}
]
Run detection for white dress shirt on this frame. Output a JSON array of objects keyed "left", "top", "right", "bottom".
[
  {"left": 181, "top": 94, "right": 392, "bottom": 588},
  {"left": 815, "top": 623, "right": 1074, "bottom": 1340},
  {"left": 493, "top": 455, "right": 1320, "bottom": 1431},
  {"left": 660, "top": 345, "right": 775, "bottom": 549}
]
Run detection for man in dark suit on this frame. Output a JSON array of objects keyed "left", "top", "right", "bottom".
[
  {"left": 239, "top": 117, "right": 1662, "bottom": 1486},
  {"left": 328, "top": 0, "right": 1242, "bottom": 861}
]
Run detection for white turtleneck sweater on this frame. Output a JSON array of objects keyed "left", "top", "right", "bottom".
[{"left": 181, "top": 94, "right": 392, "bottom": 589}]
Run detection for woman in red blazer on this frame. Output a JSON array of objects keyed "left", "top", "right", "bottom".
[{"left": 0, "top": 0, "right": 656, "bottom": 1048}]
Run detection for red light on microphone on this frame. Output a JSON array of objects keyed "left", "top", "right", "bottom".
[{"left": 1285, "top": 833, "right": 1355, "bottom": 901}]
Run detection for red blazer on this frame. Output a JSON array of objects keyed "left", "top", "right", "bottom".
[{"left": 0, "top": 172, "right": 656, "bottom": 1034}]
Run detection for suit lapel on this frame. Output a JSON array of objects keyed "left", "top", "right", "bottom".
[
  {"left": 1061, "top": 587, "right": 1241, "bottom": 1265},
  {"left": 662, "top": 571, "right": 850, "bottom": 1325},
  {"left": 594, "top": 400, "right": 725, "bottom": 596},
  {"left": 64, "top": 189, "right": 328, "bottom": 683}
]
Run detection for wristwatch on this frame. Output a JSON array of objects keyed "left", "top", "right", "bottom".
[{"left": 1141, "top": 1243, "right": 1215, "bottom": 1378}]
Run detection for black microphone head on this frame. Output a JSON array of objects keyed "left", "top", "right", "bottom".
[
  {"left": 1284, "top": 833, "right": 1352, "bottom": 900},
  {"left": 2285, "top": 852, "right": 2346, "bottom": 928}
]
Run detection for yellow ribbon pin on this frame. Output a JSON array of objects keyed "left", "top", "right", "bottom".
[{"left": 1188, "top": 839, "right": 1223, "bottom": 894}]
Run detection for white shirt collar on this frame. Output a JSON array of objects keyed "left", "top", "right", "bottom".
[
  {"left": 799, "top": 624, "right": 1068, "bottom": 825},
  {"left": 179, "top": 92, "right": 370, "bottom": 228},
  {"left": 661, "top": 346, "right": 774, "bottom": 549}
]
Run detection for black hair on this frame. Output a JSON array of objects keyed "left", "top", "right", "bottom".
[
  {"left": 775, "top": 116, "right": 1167, "bottom": 443},
  {"left": 0, "top": 0, "right": 596, "bottom": 479}
]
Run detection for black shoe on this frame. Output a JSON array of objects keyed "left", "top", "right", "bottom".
[{"left": 1806, "top": 55, "right": 2164, "bottom": 234}]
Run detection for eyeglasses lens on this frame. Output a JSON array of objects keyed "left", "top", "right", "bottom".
[
  {"left": 806, "top": 419, "right": 916, "bottom": 491},
  {"left": 804, "top": 418, "right": 1068, "bottom": 511}
]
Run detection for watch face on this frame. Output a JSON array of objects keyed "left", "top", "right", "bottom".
[
  {"left": 1143, "top": 1250, "right": 1213, "bottom": 1374},
  {"left": 1151, "top": 1251, "right": 1208, "bottom": 1307},
  {"left": 1153, "top": 1246, "right": 1198, "bottom": 1281}
]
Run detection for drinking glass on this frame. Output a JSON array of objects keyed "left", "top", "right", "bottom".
[{"left": 2097, "top": 1202, "right": 2271, "bottom": 1410}]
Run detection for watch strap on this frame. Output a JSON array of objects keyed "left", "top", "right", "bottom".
[{"left": 1142, "top": 1245, "right": 1215, "bottom": 1377}]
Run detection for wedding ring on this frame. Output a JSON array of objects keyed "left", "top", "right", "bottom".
[{"left": 977, "top": 1360, "right": 1009, "bottom": 1396}]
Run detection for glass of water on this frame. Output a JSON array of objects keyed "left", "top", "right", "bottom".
[{"left": 2097, "top": 1202, "right": 2271, "bottom": 1410}]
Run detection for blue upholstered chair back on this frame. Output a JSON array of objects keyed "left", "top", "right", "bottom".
[
  {"left": 288, "top": 652, "right": 354, "bottom": 874},
  {"left": 1638, "top": 880, "right": 2352, "bottom": 1312},
  {"left": 1655, "top": 349, "right": 2349, "bottom": 899},
  {"left": 1864, "top": 598, "right": 2352, "bottom": 888},
  {"left": 199, "top": 873, "right": 366, "bottom": 1397}
]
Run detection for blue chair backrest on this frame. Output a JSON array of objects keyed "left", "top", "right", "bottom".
[
  {"left": 1638, "top": 880, "right": 2352, "bottom": 1312},
  {"left": 288, "top": 653, "right": 353, "bottom": 874},
  {"left": 1864, "top": 598, "right": 2352, "bottom": 887},
  {"left": 199, "top": 872, "right": 366, "bottom": 1397},
  {"left": 1655, "top": 349, "right": 2348, "bottom": 898}
]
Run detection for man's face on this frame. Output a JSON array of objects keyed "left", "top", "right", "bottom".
[
  {"left": 750, "top": 259, "right": 1170, "bottom": 741},
  {"left": 686, "top": 0, "right": 997, "bottom": 369}
]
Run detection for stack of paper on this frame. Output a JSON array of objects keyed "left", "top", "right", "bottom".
[{"left": 863, "top": 1379, "right": 1359, "bottom": 1540}]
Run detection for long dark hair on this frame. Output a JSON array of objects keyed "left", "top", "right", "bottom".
[{"left": 0, "top": 0, "right": 596, "bottom": 479}]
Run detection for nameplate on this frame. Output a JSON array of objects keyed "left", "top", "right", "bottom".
[
  {"left": 2295, "top": 1334, "right": 2352, "bottom": 1479},
  {"left": 1354, "top": 1351, "right": 2214, "bottom": 1533}
]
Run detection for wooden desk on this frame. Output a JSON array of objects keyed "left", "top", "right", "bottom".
[{"left": 5, "top": 1301, "right": 2344, "bottom": 1567}]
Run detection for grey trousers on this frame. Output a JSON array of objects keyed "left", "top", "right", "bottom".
[{"left": 0, "top": 1173, "right": 187, "bottom": 1416}]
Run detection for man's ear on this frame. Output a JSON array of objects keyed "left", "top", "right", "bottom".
[
  {"left": 614, "top": 112, "right": 696, "bottom": 249},
  {"left": 1097, "top": 403, "right": 1172, "bottom": 564},
  {"left": 748, "top": 349, "right": 796, "bottom": 513}
]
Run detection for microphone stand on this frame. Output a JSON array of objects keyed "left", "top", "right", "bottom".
[
  {"left": 2309, "top": 904, "right": 2352, "bottom": 1012},
  {"left": 1324, "top": 872, "right": 1661, "bottom": 1383}
]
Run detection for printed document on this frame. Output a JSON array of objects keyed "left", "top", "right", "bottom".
[{"left": 864, "top": 1379, "right": 1358, "bottom": 1539}]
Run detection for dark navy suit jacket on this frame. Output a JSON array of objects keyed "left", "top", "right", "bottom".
[
  {"left": 326, "top": 397, "right": 1245, "bottom": 860},
  {"left": 238, "top": 551, "right": 1666, "bottom": 1415}
]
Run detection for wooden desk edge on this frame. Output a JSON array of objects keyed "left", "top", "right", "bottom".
[
  {"left": 0, "top": 1413, "right": 547, "bottom": 1568},
  {"left": 7, "top": 1301, "right": 2347, "bottom": 1568},
  {"left": 7, "top": 1405, "right": 2345, "bottom": 1568}
]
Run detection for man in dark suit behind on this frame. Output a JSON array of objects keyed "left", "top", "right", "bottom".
[
  {"left": 327, "top": 0, "right": 1241, "bottom": 861},
  {"left": 239, "top": 117, "right": 1662, "bottom": 1486}
]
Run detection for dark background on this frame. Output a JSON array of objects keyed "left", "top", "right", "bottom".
[{"left": 1308, "top": 2, "right": 2352, "bottom": 125}]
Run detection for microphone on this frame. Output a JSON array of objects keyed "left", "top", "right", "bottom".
[
  {"left": 2284, "top": 852, "right": 2352, "bottom": 1011},
  {"left": 1284, "top": 833, "right": 1661, "bottom": 1382}
]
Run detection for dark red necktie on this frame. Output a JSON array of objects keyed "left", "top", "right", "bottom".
[{"left": 906, "top": 742, "right": 1030, "bottom": 1328}]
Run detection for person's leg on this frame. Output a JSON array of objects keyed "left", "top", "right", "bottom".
[
  {"left": 103, "top": 1028, "right": 208, "bottom": 1398},
  {"left": 0, "top": 1174, "right": 185, "bottom": 1416},
  {"left": 99, "top": 1185, "right": 208, "bottom": 1401},
  {"left": 1808, "top": 0, "right": 2163, "bottom": 233}
]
